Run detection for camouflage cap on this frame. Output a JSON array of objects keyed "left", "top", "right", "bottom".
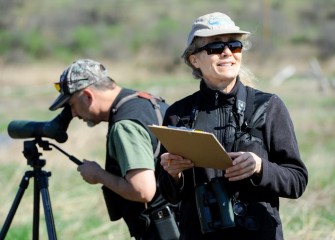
[
  {"left": 49, "top": 59, "right": 109, "bottom": 111},
  {"left": 187, "top": 12, "right": 250, "bottom": 47}
]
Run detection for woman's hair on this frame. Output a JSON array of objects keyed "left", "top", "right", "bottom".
[{"left": 181, "top": 35, "right": 255, "bottom": 87}]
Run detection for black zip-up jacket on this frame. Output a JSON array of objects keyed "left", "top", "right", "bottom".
[{"left": 158, "top": 80, "right": 308, "bottom": 240}]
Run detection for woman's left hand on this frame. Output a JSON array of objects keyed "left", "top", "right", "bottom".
[{"left": 225, "top": 152, "right": 262, "bottom": 181}]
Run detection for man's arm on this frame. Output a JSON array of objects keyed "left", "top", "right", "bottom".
[
  {"left": 78, "top": 161, "right": 156, "bottom": 202},
  {"left": 78, "top": 120, "right": 157, "bottom": 202}
]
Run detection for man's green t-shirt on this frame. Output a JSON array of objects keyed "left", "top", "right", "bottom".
[{"left": 108, "top": 119, "right": 155, "bottom": 176}]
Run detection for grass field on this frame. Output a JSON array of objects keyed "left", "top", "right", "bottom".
[{"left": 1, "top": 61, "right": 334, "bottom": 239}]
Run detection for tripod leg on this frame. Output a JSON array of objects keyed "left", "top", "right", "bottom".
[
  {"left": 0, "top": 171, "right": 33, "bottom": 240},
  {"left": 32, "top": 177, "right": 40, "bottom": 240},
  {"left": 37, "top": 171, "right": 57, "bottom": 240}
]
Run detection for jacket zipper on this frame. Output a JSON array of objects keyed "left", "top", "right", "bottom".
[{"left": 215, "top": 92, "right": 219, "bottom": 106}]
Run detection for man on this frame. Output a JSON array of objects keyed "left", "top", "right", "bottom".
[{"left": 49, "top": 59, "right": 177, "bottom": 239}]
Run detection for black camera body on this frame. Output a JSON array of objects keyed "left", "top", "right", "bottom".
[
  {"left": 195, "top": 177, "right": 235, "bottom": 233},
  {"left": 151, "top": 205, "right": 180, "bottom": 240}
]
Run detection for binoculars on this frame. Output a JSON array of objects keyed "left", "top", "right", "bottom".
[{"left": 195, "top": 177, "right": 235, "bottom": 233}]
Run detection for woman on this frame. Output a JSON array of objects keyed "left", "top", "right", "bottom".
[{"left": 158, "top": 12, "right": 308, "bottom": 240}]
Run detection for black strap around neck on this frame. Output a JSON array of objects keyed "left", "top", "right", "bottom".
[{"left": 244, "top": 87, "right": 255, "bottom": 123}]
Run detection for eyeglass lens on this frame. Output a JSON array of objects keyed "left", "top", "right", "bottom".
[
  {"left": 54, "top": 82, "right": 61, "bottom": 92},
  {"left": 194, "top": 41, "right": 243, "bottom": 55}
]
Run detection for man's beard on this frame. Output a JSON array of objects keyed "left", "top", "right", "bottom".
[{"left": 86, "top": 121, "right": 97, "bottom": 127}]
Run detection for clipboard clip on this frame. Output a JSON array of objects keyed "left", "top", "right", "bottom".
[{"left": 167, "top": 125, "right": 195, "bottom": 131}]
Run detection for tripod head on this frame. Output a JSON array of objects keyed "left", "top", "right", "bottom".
[
  {"left": 22, "top": 137, "right": 82, "bottom": 168},
  {"left": 23, "top": 138, "right": 50, "bottom": 169}
]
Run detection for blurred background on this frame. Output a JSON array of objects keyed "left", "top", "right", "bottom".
[{"left": 0, "top": 0, "right": 334, "bottom": 239}]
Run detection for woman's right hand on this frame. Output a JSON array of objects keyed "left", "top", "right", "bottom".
[{"left": 160, "top": 152, "right": 194, "bottom": 181}]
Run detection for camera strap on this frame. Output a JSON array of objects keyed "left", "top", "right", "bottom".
[{"left": 192, "top": 168, "right": 197, "bottom": 187}]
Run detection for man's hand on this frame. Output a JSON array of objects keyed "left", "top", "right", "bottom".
[{"left": 77, "top": 159, "right": 103, "bottom": 184}]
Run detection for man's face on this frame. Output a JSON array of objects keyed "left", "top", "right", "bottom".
[{"left": 68, "top": 91, "right": 98, "bottom": 127}]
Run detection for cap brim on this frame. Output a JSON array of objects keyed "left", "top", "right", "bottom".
[
  {"left": 195, "top": 29, "right": 250, "bottom": 37},
  {"left": 49, "top": 93, "right": 71, "bottom": 111},
  {"left": 188, "top": 29, "right": 250, "bottom": 47}
]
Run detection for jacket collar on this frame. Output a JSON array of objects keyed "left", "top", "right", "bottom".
[{"left": 199, "top": 76, "right": 242, "bottom": 106}]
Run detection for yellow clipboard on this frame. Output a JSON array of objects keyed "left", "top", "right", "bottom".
[{"left": 148, "top": 125, "right": 232, "bottom": 170}]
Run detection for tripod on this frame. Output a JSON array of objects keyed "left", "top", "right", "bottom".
[{"left": 0, "top": 138, "right": 82, "bottom": 240}]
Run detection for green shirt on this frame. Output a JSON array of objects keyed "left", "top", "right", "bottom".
[{"left": 108, "top": 119, "right": 155, "bottom": 176}]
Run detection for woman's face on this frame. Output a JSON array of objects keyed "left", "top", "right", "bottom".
[{"left": 189, "top": 34, "right": 243, "bottom": 92}]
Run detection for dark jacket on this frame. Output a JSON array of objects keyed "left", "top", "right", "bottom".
[{"left": 158, "top": 80, "right": 308, "bottom": 240}]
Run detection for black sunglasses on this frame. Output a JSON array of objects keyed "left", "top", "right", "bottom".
[{"left": 193, "top": 40, "right": 243, "bottom": 55}]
